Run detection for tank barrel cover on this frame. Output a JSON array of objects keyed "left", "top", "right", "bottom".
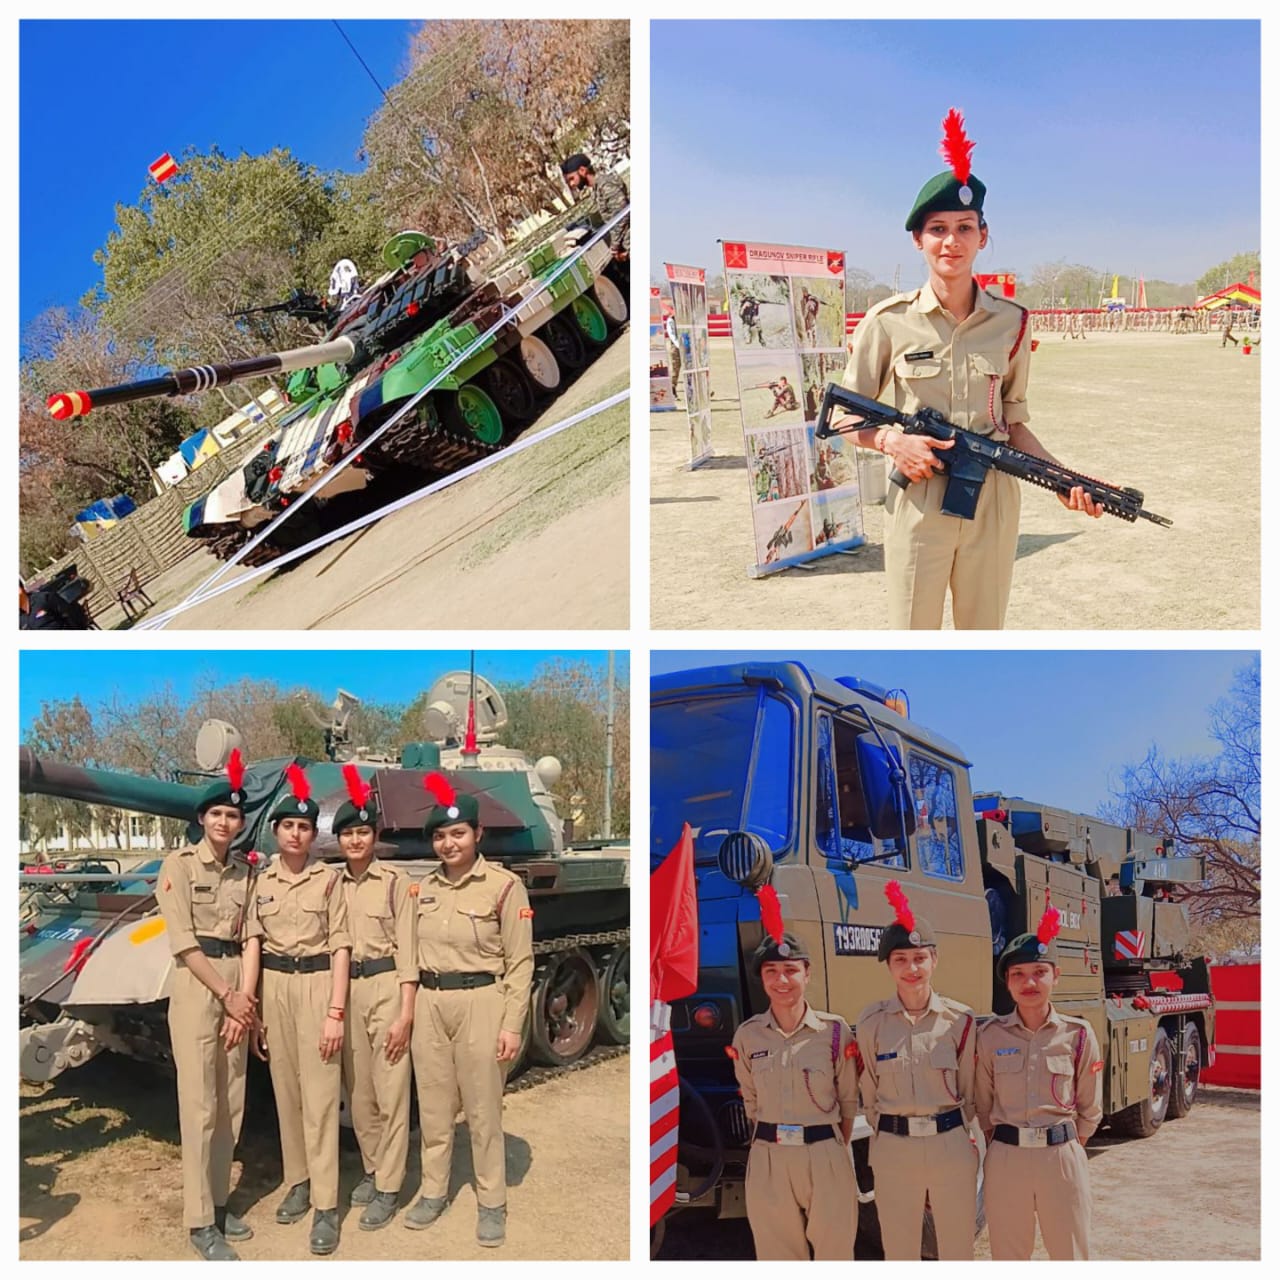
[
  {"left": 47, "top": 337, "right": 357, "bottom": 420},
  {"left": 19, "top": 747, "right": 206, "bottom": 821}
]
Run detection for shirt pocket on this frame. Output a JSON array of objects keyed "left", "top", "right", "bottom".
[
  {"left": 930, "top": 1039, "right": 962, "bottom": 1102},
  {"left": 801, "top": 1060, "right": 840, "bottom": 1115},
  {"left": 220, "top": 881, "right": 248, "bottom": 933},
  {"left": 1044, "top": 1053, "right": 1076, "bottom": 1109},
  {"left": 893, "top": 356, "right": 944, "bottom": 382},
  {"left": 968, "top": 351, "right": 1008, "bottom": 379},
  {"left": 874, "top": 1049, "right": 911, "bottom": 1103},
  {"left": 459, "top": 906, "right": 503, "bottom": 957},
  {"left": 992, "top": 1048, "right": 1026, "bottom": 1107},
  {"left": 189, "top": 881, "right": 222, "bottom": 933}
]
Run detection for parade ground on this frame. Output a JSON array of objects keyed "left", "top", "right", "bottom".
[
  {"left": 20, "top": 1052, "right": 628, "bottom": 1261},
  {"left": 650, "top": 332, "right": 1259, "bottom": 630},
  {"left": 655, "top": 1082, "right": 1259, "bottom": 1260}
]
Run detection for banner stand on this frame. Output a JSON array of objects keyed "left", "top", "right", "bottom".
[{"left": 664, "top": 262, "right": 714, "bottom": 469}]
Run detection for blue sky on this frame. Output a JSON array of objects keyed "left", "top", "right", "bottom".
[
  {"left": 653, "top": 20, "right": 1260, "bottom": 288},
  {"left": 20, "top": 19, "right": 419, "bottom": 337},
  {"left": 20, "top": 650, "right": 628, "bottom": 732},
  {"left": 650, "top": 651, "right": 1254, "bottom": 816}
]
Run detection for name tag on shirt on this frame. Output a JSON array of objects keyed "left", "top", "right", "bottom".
[
  {"left": 192, "top": 884, "right": 216, "bottom": 897},
  {"left": 904, "top": 350, "right": 935, "bottom": 362},
  {"left": 750, "top": 1050, "right": 771, "bottom": 1061},
  {"left": 995, "top": 1047, "right": 1021, "bottom": 1057},
  {"left": 876, "top": 1052, "right": 899, "bottom": 1062}
]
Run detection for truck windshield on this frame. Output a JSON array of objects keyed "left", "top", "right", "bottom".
[{"left": 651, "top": 689, "right": 795, "bottom": 866}]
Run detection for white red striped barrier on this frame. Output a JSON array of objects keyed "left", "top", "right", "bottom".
[{"left": 650, "top": 1000, "right": 679, "bottom": 1226}]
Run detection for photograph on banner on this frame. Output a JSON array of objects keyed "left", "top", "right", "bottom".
[
  {"left": 650, "top": 19, "right": 1259, "bottom": 629},
  {"left": 19, "top": 647, "right": 630, "bottom": 1261},
  {"left": 663, "top": 262, "right": 714, "bottom": 467},
  {"left": 650, "top": 287, "right": 677, "bottom": 410},
  {"left": 20, "top": 19, "right": 631, "bottom": 632},
  {"left": 650, "top": 649, "right": 1260, "bottom": 1261}
]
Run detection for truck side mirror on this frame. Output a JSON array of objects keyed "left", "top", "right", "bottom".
[
  {"left": 856, "top": 732, "right": 911, "bottom": 841},
  {"left": 716, "top": 831, "right": 774, "bottom": 891}
]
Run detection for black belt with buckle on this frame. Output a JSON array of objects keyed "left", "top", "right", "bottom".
[
  {"left": 262, "top": 953, "right": 332, "bottom": 974},
  {"left": 196, "top": 936, "right": 242, "bottom": 958},
  {"left": 877, "top": 1108, "right": 965, "bottom": 1137},
  {"left": 753, "top": 1122, "right": 838, "bottom": 1145},
  {"left": 993, "top": 1121, "right": 1077, "bottom": 1148},
  {"left": 350, "top": 956, "right": 397, "bottom": 980},
  {"left": 418, "top": 970, "right": 496, "bottom": 991}
]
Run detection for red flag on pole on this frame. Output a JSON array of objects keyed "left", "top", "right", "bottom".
[
  {"left": 1136, "top": 277, "right": 1148, "bottom": 308},
  {"left": 650, "top": 823, "right": 698, "bottom": 1003},
  {"left": 149, "top": 153, "right": 179, "bottom": 183}
]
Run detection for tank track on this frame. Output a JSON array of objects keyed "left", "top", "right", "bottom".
[
  {"left": 533, "top": 926, "right": 629, "bottom": 956},
  {"left": 357, "top": 401, "right": 502, "bottom": 474},
  {"left": 205, "top": 529, "right": 283, "bottom": 567},
  {"left": 506, "top": 1041, "right": 629, "bottom": 1093}
]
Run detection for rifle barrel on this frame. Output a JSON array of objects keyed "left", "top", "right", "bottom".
[{"left": 47, "top": 337, "right": 356, "bottom": 420}]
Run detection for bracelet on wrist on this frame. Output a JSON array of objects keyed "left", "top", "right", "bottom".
[{"left": 328, "top": 1007, "right": 345, "bottom": 1021}]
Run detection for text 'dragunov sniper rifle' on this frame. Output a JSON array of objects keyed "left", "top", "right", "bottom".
[{"left": 815, "top": 383, "right": 1172, "bottom": 527}]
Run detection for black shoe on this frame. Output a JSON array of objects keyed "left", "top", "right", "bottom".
[
  {"left": 190, "top": 1225, "right": 238, "bottom": 1261},
  {"left": 358, "top": 1191, "right": 398, "bottom": 1231},
  {"left": 276, "top": 1180, "right": 311, "bottom": 1224},
  {"left": 349, "top": 1172, "right": 377, "bottom": 1206},
  {"left": 214, "top": 1207, "right": 253, "bottom": 1242},
  {"left": 476, "top": 1204, "right": 507, "bottom": 1247},
  {"left": 310, "top": 1208, "right": 340, "bottom": 1256},
  {"left": 402, "top": 1195, "right": 448, "bottom": 1230}
]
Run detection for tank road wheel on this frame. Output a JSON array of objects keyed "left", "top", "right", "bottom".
[
  {"left": 442, "top": 383, "right": 505, "bottom": 446},
  {"left": 479, "top": 358, "right": 536, "bottom": 424},
  {"left": 590, "top": 275, "right": 629, "bottom": 328},
  {"left": 596, "top": 943, "right": 630, "bottom": 1044},
  {"left": 543, "top": 315, "right": 587, "bottom": 373},
  {"left": 518, "top": 335, "right": 561, "bottom": 395},
  {"left": 1168, "top": 1022, "right": 1203, "bottom": 1119},
  {"left": 1111, "top": 1026, "right": 1174, "bottom": 1138},
  {"left": 529, "top": 947, "right": 600, "bottom": 1067},
  {"left": 571, "top": 293, "right": 610, "bottom": 347}
]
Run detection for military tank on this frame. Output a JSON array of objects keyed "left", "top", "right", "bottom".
[
  {"left": 19, "top": 673, "right": 630, "bottom": 1085},
  {"left": 49, "top": 217, "right": 629, "bottom": 566}
]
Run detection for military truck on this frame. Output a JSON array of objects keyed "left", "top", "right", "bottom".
[
  {"left": 651, "top": 661, "right": 1215, "bottom": 1251},
  {"left": 21, "top": 673, "right": 629, "bottom": 1087}
]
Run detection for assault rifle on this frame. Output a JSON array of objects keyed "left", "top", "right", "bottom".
[
  {"left": 815, "top": 384, "right": 1172, "bottom": 527},
  {"left": 229, "top": 289, "right": 330, "bottom": 326}
]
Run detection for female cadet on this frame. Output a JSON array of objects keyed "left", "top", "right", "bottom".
[
  {"left": 334, "top": 764, "right": 417, "bottom": 1232},
  {"left": 252, "top": 764, "right": 351, "bottom": 1256},
  {"left": 730, "top": 919, "right": 860, "bottom": 1261},
  {"left": 404, "top": 772, "right": 534, "bottom": 1247},
  {"left": 854, "top": 882, "right": 978, "bottom": 1260},
  {"left": 834, "top": 108, "right": 1102, "bottom": 630},
  {"left": 154, "top": 751, "right": 261, "bottom": 1261},
  {"left": 976, "top": 907, "right": 1103, "bottom": 1259}
]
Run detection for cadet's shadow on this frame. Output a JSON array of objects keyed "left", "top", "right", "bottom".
[
  {"left": 1014, "top": 531, "right": 1082, "bottom": 560},
  {"left": 694, "top": 455, "right": 747, "bottom": 471}
]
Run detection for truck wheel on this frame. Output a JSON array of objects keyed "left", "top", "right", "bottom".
[
  {"left": 1111, "top": 1026, "right": 1174, "bottom": 1138},
  {"left": 596, "top": 943, "right": 630, "bottom": 1044},
  {"left": 518, "top": 335, "right": 561, "bottom": 394},
  {"left": 1168, "top": 1022, "right": 1202, "bottom": 1119},
  {"left": 529, "top": 947, "right": 600, "bottom": 1066}
]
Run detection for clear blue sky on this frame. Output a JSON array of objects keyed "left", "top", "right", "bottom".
[
  {"left": 20, "top": 649, "right": 629, "bottom": 733},
  {"left": 20, "top": 19, "right": 419, "bottom": 337},
  {"left": 650, "top": 650, "right": 1253, "bottom": 816},
  {"left": 653, "top": 20, "right": 1259, "bottom": 288}
]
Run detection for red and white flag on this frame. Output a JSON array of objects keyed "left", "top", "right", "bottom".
[
  {"left": 1114, "top": 929, "right": 1146, "bottom": 961},
  {"left": 149, "top": 152, "right": 179, "bottom": 183},
  {"left": 650, "top": 999, "right": 679, "bottom": 1226}
]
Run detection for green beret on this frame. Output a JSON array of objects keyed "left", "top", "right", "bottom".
[
  {"left": 997, "top": 931, "right": 1060, "bottom": 980},
  {"left": 332, "top": 798, "right": 379, "bottom": 835},
  {"left": 270, "top": 794, "right": 319, "bottom": 826},
  {"left": 423, "top": 789, "right": 480, "bottom": 836},
  {"left": 751, "top": 930, "right": 811, "bottom": 974},
  {"left": 877, "top": 915, "right": 938, "bottom": 962},
  {"left": 905, "top": 170, "right": 987, "bottom": 232},
  {"left": 195, "top": 778, "right": 246, "bottom": 817}
]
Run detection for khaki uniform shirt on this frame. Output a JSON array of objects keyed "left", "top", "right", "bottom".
[
  {"left": 254, "top": 856, "right": 352, "bottom": 958},
  {"left": 415, "top": 854, "right": 535, "bottom": 1034},
  {"left": 340, "top": 859, "right": 418, "bottom": 986},
  {"left": 731, "top": 1004, "right": 860, "bottom": 1127},
  {"left": 975, "top": 1005, "right": 1104, "bottom": 1141},
  {"left": 156, "top": 839, "right": 262, "bottom": 957},
  {"left": 591, "top": 170, "right": 630, "bottom": 255},
  {"left": 842, "top": 283, "right": 1031, "bottom": 437},
  {"left": 855, "top": 991, "right": 977, "bottom": 1127}
]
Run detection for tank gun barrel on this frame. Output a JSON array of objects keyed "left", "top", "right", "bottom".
[
  {"left": 19, "top": 747, "right": 205, "bottom": 821},
  {"left": 47, "top": 337, "right": 357, "bottom": 421}
]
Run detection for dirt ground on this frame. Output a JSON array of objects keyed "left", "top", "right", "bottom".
[
  {"left": 656, "top": 1083, "right": 1259, "bottom": 1260},
  {"left": 98, "top": 337, "right": 629, "bottom": 631},
  {"left": 650, "top": 333, "right": 1259, "bottom": 629},
  {"left": 20, "top": 1052, "right": 628, "bottom": 1261}
]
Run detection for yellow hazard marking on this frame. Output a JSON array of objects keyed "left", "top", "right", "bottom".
[{"left": 130, "top": 918, "right": 167, "bottom": 945}]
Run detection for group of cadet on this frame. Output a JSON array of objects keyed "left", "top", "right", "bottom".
[
  {"left": 730, "top": 882, "right": 1102, "bottom": 1261},
  {"left": 155, "top": 754, "right": 534, "bottom": 1259}
]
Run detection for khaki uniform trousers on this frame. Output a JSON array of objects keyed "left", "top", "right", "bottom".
[
  {"left": 885, "top": 467, "right": 1021, "bottom": 630},
  {"left": 262, "top": 969, "right": 342, "bottom": 1210},
  {"left": 341, "top": 970, "right": 412, "bottom": 1193},
  {"left": 870, "top": 1126, "right": 977, "bottom": 1260},
  {"left": 413, "top": 983, "right": 507, "bottom": 1208},
  {"left": 169, "top": 958, "right": 248, "bottom": 1229},
  {"left": 745, "top": 1138, "right": 857, "bottom": 1261},
  {"left": 984, "top": 1139, "right": 1091, "bottom": 1259}
]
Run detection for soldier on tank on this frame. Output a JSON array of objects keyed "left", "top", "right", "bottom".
[
  {"left": 403, "top": 772, "right": 534, "bottom": 1247},
  {"left": 560, "top": 152, "right": 629, "bottom": 265},
  {"left": 334, "top": 764, "right": 418, "bottom": 1232},
  {"left": 854, "top": 881, "right": 978, "bottom": 1260},
  {"left": 729, "top": 894, "right": 860, "bottom": 1261},
  {"left": 154, "top": 750, "right": 262, "bottom": 1260},
  {"left": 253, "top": 764, "right": 352, "bottom": 1256},
  {"left": 976, "top": 905, "right": 1103, "bottom": 1259}
]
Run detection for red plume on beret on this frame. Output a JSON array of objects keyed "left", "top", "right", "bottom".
[
  {"left": 885, "top": 880, "right": 915, "bottom": 933},
  {"left": 284, "top": 762, "right": 311, "bottom": 802},
  {"left": 1037, "top": 904, "right": 1062, "bottom": 945},
  {"left": 423, "top": 771, "right": 456, "bottom": 807},
  {"left": 342, "top": 762, "right": 371, "bottom": 808},
  {"left": 227, "top": 748, "right": 245, "bottom": 792},
  {"left": 757, "top": 884, "right": 785, "bottom": 944},
  {"left": 939, "top": 108, "right": 974, "bottom": 184}
]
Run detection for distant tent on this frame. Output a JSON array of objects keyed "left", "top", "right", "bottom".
[
  {"left": 1194, "top": 283, "right": 1262, "bottom": 311},
  {"left": 74, "top": 495, "right": 138, "bottom": 540}
]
